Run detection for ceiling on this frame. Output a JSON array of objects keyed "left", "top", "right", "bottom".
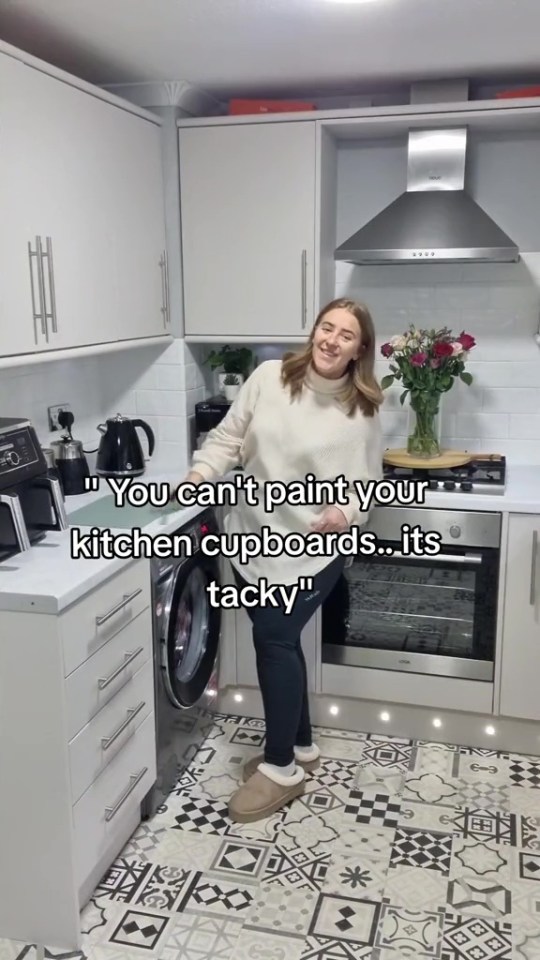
[{"left": 1, "top": 0, "right": 540, "bottom": 106}]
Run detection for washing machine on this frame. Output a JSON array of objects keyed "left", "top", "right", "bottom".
[{"left": 141, "top": 506, "right": 222, "bottom": 819}]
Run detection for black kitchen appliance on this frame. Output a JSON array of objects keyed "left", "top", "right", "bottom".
[
  {"left": 96, "top": 413, "right": 155, "bottom": 477},
  {"left": 0, "top": 417, "right": 68, "bottom": 562},
  {"left": 194, "top": 396, "right": 231, "bottom": 449},
  {"left": 50, "top": 435, "right": 90, "bottom": 496}
]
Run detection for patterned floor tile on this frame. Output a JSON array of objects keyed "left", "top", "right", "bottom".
[
  {"left": 452, "top": 751, "right": 511, "bottom": 785},
  {"left": 208, "top": 838, "right": 270, "bottom": 884},
  {"left": 309, "top": 893, "right": 381, "bottom": 944},
  {"left": 159, "top": 912, "right": 243, "bottom": 960},
  {"left": 374, "top": 901, "right": 446, "bottom": 956},
  {"left": 121, "top": 822, "right": 169, "bottom": 864},
  {"left": 518, "top": 815, "right": 540, "bottom": 851},
  {"left": 323, "top": 853, "right": 388, "bottom": 900},
  {"left": 450, "top": 781, "right": 510, "bottom": 812},
  {"left": 511, "top": 849, "right": 540, "bottom": 883},
  {"left": 399, "top": 798, "right": 458, "bottom": 833},
  {"left": 300, "top": 935, "right": 373, "bottom": 959},
  {"left": 176, "top": 872, "right": 256, "bottom": 917},
  {"left": 450, "top": 836, "right": 510, "bottom": 882},
  {"left": 151, "top": 826, "right": 223, "bottom": 870},
  {"left": 447, "top": 875, "right": 512, "bottom": 918},
  {"left": 244, "top": 884, "right": 318, "bottom": 937},
  {"left": 0, "top": 941, "right": 34, "bottom": 960},
  {"left": 511, "top": 879, "right": 540, "bottom": 932},
  {"left": 360, "top": 735, "right": 414, "bottom": 773},
  {"left": 383, "top": 864, "right": 448, "bottom": 912},
  {"left": 509, "top": 757, "right": 540, "bottom": 789},
  {"left": 402, "top": 772, "right": 459, "bottom": 805},
  {"left": 315, "top": 736, "right": 366, "bottom": 763},
  {"left": 280, "top": 810, "right": 342, "bottom": 858},
  {"left": 305, "top": 758, "right": 359, "bottom": 796},
  {"left": 354, "top": 764, "right": 406, "bottom": 796},
  {"left": 509, "top": 788, "right": 540, "bottom": 817},
  {"left": 232, "top": 929, "right": 306, "bottom": 960},
  {"left": 106, "top": 906, "right": 173, "bottom": 952},
  {"left": 442, "top": 911, "right": 512, "bottom": 960},
  {"left": 409, "top": 741, "right": 458, "bottom": 779},
  {"left": 390, "top": 827, "right": 453, "bottom": 873},
  {"left": 513, "top": 927, "right": 540, "bottom": 960},
  {"left": 342, "top": 791, "right": 401, "bottom": 828},
  {"left": 452, "top": 806, "right": 518, "bottom": 845},
  {"left": 263, "top": 842, "right": 330, "bottom": 891},
  {"left": 322, "top": 815, "right": 395, "bottom": 861}
]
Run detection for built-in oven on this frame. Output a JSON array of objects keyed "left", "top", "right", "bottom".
[{"left": 322, "top": 506, "right": 501, "bottom": 682}]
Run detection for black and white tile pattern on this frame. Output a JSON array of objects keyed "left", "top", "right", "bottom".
[{"left": 2, "top": 715, "right": 540, "bottom": 960}]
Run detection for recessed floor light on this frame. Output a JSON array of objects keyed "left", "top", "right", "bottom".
[{"left": 380, "top": 711, "right": 391, "bottom": 722}]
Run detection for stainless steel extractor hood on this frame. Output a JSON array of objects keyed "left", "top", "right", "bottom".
[{"left": 334, "top": 85, "right": 519, "bottom": 265}]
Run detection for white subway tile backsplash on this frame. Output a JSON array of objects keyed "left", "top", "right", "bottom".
[
  {"left": 135, "top": 389, "right": 185, "bottom": 417},
  {"left": 454, "top": 413, "right": 510, "bottom": 439},
  {"left": 508, "top": 414, "right": 540, "bottom": 439},
  {"left": 154, "top": 364, "right": 186, "bottom": 391},
  {"left": 482, "top": 387, "right": 540, "bottom": 413}
]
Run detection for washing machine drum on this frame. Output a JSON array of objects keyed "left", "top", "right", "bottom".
[{"left": 161, "top": 553, "right": 221, "bottom": 709}]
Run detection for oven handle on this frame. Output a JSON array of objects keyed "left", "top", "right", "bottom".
[{"left": 385, "top": 550, "right": 482, "bottom": 565}]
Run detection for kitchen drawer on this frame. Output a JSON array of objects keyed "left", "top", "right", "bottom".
[
  {"left": 61, "top": 560, "right": 151, "bottom": 677},
  {"left": 69, "top": 658, "right": 154, "bottom": 804},
  {"left": 65, "top": 607, "right": 153, "bottom": 741},
  {"left": 73, "top": 711, "right": 156, "bottom": 889}
]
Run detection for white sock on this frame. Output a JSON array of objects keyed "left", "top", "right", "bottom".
[
  {"left": 294, "top": 743, "right": 320, "bottom": 762},
  {"left": 264, "top": 760, "right": 296, "bottom": 778},
  {"left": 257, "top": 761, "right": 304, "bottom": 786}
]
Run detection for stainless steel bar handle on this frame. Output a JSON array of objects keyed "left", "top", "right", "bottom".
[
  {"left": 163, "top": 249, "right": 170, "bottom": 325},
  {"left": 301, "top": 249, "right": 307, "bottom": 328},
  {"left": 0, "top": 493, "right": 31, "bottom": 552},
  {"left": 95, "top": 587, "right": 142, "bottom": 626},
  {"left": 159, "top": 253, "right": 167, "bottom": 326},
  {"left": 97, "top": 646, "right": 144, "bottom": 690},
  {"left": 35, "top": 236, "right": 49, "bottom": 342},
  {"left": 383, "top": 550, "right": 482, "bottom": 565},
  {"left": 27, "top": 238, "right": 46, "bottom": 339},
  {"left": 31, "top": 476, "right": 68, "bottom": 530},
  {"left": 101, "top": 701, "right": 146, "bottom": 751},
  {"left": 44, "top": 237, "right": 58, "bottom": 333},
  {"left": 530, "top": 530, "right": 538, "bottom": 606},
  {"left": 104, "top": 767, "right": 148, "bottom": 821}
]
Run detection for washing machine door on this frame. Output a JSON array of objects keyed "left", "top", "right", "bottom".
[{"left": 162, "top": 552, "right": 221, "bottom": 709}]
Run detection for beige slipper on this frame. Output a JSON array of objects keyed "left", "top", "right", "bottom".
[
  {"left": 228, "top": 766, "right": 305, "bottom": 823},
  {"left": 242, "top": 752, "right": 320, "bottom": 782}
]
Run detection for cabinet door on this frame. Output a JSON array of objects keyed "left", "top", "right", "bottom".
[
  {"left": 0, "top": 55, "right": 45, "bottom": 356},
  {"left": 105, "top": 108, "right": 169, "bottom": 341},
  {"left": 499, "top": 513, "right": 540, "bottom": 720},
  {"left": 10, "top": 60, "right": 120, "bottom": 351},
  {"left": 179, "top": 121, "right": 316, "bottom": 338}
]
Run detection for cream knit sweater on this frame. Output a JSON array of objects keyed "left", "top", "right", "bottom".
[{"left": 191, "top": 359, "right": 383, "bottom": 585}]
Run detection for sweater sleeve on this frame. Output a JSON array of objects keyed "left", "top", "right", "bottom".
[
  {"left": 339, "top": 411, "right": 384, "bottom": 527},
  {"left": 190, "top": 363, "right": 265, "bottom": 481}
]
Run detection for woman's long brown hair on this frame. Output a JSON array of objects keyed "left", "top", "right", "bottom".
[{"left": 280, "top": 298, "right": 384, "bottom": 417}]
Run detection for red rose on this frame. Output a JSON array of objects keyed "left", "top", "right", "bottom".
[
  {"left": 381, "top": 342, "right": 393, "bottom": 357},
  {"left": 458, "top": 332, "right": 476, "bottom": 351},
  {"left": 411, "top": 352, "right": 428, "bottom": 366},
  {"left": 433, "top": 341, "right": 453, "bottom": 358}
]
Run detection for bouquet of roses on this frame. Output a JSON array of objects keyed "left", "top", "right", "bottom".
[{"left": 380, "top": 325, "right": 476, "bottom": 404}]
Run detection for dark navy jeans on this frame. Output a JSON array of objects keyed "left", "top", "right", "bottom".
[{"left": 232, "top": 555, "right": 346, "bottom": 766}]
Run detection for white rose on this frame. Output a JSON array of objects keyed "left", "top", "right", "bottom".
[
  {"left": 390, "top": 335, "right": 407, "bottom": 350},
  {"left": 451, "top": 342, "right": 463, "bottom": 355}
]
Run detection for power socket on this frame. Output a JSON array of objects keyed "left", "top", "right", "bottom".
[{"left": 48, "top": 403, "right": 72, "bottom": 432}]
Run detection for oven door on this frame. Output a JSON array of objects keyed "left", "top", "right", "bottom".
[{"left": 321, "top": 506, "right": 501, "bottom": 682}]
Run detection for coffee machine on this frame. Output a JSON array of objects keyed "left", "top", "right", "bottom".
[
  {"left": 0, "top": 418, "right": 68, "bottom": 562},
  {"left": 194, "top": 396, "right": 231, "bottom": 449}
]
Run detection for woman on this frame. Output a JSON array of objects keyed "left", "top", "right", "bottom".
[{"left": 177, "top": 297, "right": 384, "bottom": 823}]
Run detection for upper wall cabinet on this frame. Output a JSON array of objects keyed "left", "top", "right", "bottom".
[
  {"left": 179, "top": 121, "right": 316, "bottom": 339},
  {"left": 0, "top": 52, "right": 169, "bottom": 360}
]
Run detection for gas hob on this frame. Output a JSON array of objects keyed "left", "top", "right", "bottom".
[{"left": 383, "top": 454, "right": 506, "bottom": 495}]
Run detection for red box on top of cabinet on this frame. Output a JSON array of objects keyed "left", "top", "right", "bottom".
[{"left": 228, "top": 99, "right": 316, "bottom": 115}]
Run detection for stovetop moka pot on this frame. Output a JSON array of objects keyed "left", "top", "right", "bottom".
[{"left": 95, "top": 413, "right": 155, "bottom": 477}]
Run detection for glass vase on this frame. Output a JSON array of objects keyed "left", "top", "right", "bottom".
[{"left": 407, "top": 393, "right": 441, "bottom": 459}]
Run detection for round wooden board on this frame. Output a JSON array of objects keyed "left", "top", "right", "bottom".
[{"left": 383, "top": 448, "right": 472, "bottom": 469}]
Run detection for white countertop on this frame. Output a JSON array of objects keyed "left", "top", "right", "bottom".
[{"left": 0, "top": 460, "right": 539, "bottom": 616}]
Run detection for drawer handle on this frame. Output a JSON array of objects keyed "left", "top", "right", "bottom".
[
  {"left": 96, "top": 588, "right": 143, "bottom": 626},
  {"left": 104, "top": 767, "right": 148, "bottom": 822},
  {"left": 98, "top": 647, "right": 144, "bottom": 690},
  {"left": 531, "top": 530, "right": 539, "bottom": 606},
  {"left": 101, "top": 701, "right": 146, "bottom": 751}
]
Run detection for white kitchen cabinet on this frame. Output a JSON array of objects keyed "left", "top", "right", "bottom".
[
  {"left": 0, "top": 559, "right": 156, "bottom": 948},
  {"left": 0, "top": 49, "right": 169, "bottom": 359},
  {"left": 179, "top": 121, "right": 316, "bottom": 338},
  {"left": 499, "top": 513, "right": 540, "bottom": 720}
]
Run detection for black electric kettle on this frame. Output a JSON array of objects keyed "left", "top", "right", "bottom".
[{"left": 95, "top": 414, "right": 155, "bottom": 478}]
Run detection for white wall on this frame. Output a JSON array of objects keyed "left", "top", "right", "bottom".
[{"left": 0, "top": 339, "right": 207, "bottom": 474}]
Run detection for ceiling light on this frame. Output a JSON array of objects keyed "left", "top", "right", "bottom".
[{"left": 379, "top": 711, "right": 391, "bottom": 722}]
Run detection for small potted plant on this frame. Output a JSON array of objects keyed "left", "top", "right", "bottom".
[
  {"left": 222, "top": 372, "right": 242, "bottom": 401},
  {"left": 204, "top": 345, "right": 254, "bottom": 393}
]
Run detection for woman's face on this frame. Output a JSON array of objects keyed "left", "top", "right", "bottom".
[{"left": 311, "top": 308, "right": 362, "bottom": 379}]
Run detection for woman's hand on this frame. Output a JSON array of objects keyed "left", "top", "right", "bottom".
[
  {"left": 310, "top": 506, "right": 349, "bottom": 533},
  {"left": 168, "top": 470, "right": 205, "bottom": 503}
]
